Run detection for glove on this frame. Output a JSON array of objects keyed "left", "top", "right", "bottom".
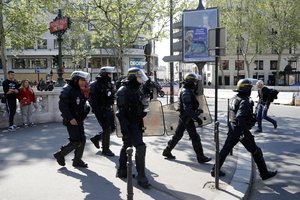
[
  {"left": 196, "top": 118, "right": 203, "bottom": 126},
  {"left": 195, "top": 109, "right": 203, "bottom": 116}
]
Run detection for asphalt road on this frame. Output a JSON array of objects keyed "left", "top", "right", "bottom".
[{"left": 246, "top": 103, "right": 300, "bottom": 200}]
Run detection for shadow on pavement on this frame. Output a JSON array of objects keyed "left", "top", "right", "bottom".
[{"left": 58, "top": 167, "right": 122, "bottom": 200}]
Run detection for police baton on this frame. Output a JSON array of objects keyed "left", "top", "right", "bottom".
[{"left": 126, "top": 148, "right": 134, "bottom": 200}]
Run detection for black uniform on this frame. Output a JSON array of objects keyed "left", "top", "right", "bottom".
[
  {"left": 212, "top": 92, "right": 277, "bottom": 180},
  {"left": 2, "top": 79, "right": 19, "bottom": 127},
  {"left": 162, "top": 83, "right": 211, "bottom": 163},
  {"left": 116, "top": 79, "right": 150, "bottom": 188},
  {"left": 89, "top": 76, "right": 115, "bottom": 155},
  {"left": 53, "top": 81, "right": 89, "bottom": 167}
]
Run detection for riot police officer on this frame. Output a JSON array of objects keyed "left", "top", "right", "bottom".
[
  {"left": 53, "top": 71, "right": 90, "bottom": 168},
  {"left": 89, "top": 67, "right": 116, "bottom": 156},
  {"left": 162, "top": 73, "right": 211, "bottom": 164},
  {"left": 211, "top": 79, "right": 277, "bottom": 180},
  {"left": 116, "top": 67, "right": 150, "bottom": 188}
]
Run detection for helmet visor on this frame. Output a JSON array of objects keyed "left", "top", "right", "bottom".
[{"left": 136, "top": 69, "right": 149, "bottom": 83}]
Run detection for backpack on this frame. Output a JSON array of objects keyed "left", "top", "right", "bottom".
[{"left": 268, "top": 89, "right": 279, "bottom": 102}]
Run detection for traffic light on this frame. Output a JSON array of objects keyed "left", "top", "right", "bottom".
[
  {"left": 52, "top": 55, "right": 58, "bottom": 66},
  {"left": 143, "top": 43, "right": 152, "bottom": 55},
  {"left": 144, "top": 43, "right": 151, "bottom": 62}
]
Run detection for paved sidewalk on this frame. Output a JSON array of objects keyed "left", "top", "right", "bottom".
[{"left": 0, "top": 99, "right": 252, "bottom": 200}]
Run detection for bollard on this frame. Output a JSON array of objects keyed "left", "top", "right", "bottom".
[
  {"left": 126, "top": 147, "right": 134, "bottom": 200},
  {"left": 214, "top": 121, "right": 220, "bottom": 189}
]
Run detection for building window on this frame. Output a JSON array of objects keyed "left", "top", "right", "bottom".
[
  {"left": 90, "top": 57, "right": 117, "bottom": 68},
  {"left": 12, "top": 58, "right": 47, "bottom": 69},
  {"left": 0, "top": 59, "right": 2, "bottom": 69},
  {"left": 221, "top": 60, "right": 229, "bottom": 70},
  {"left": 254, "top": 60, "right": 264, "bottom": 70},
  {"left": 235, "top": 60, "right": 244, "bottom": 70},
  {"left": 38, "top": 39, "right": 47, "bottom": 49},
  {"left": 270, "top": 60, "right": 277, "bottom": 70}
]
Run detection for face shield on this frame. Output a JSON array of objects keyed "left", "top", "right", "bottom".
[{"left": 136, "top": 69, "right": 149, "bottom": 84}]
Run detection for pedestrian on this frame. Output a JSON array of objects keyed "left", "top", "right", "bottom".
[
  {"left": 89, "top": 67, "right": 116, "bottom": 156},
  {"left": 18, "top": 79, "right": 36, "bottom": 127},
  {"left": 2, "top": 71, "right": 19, "bottom": 131},
  {"left": 210, "top": 79, "right": 277, "bottom": 180},
  {"left": 255, "top": 80, "right": 277, "bottom": 133},
  {"left": 162, "top": 73, "right": 211, "bottom": 163},
  {"left": 115, "top": 67, "right": 151, "bottom": 188},
  {"left": 53, "top": 71, "right": 91, "bottom": 168},
  {"left": 37, "top": 78, "right": 46, "bottom": 91},
  {"left": 45, "top": 80, "right": 54, "bottom": 91}
]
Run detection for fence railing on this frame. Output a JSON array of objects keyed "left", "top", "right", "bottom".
[{"left": 0, "top": 90, "right": 62, "bottom": 128}]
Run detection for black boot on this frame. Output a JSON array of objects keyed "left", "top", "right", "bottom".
[
  {"left": 253, "top": 148, "right": 277, "bottom": 180},
  {"left": 53, "top": 142, "right": 77, "bottom": 166},
  {"left": 73, "top": 140, "right": 88, "bottom": 168},
  {"left": 117, "top": 147, "right": 127, "bottom": 178},
  {"left": 90, "top": 133, "right": 102, "bottom": 149},
  {"left": 162, "top": 147, "right": 176, "bottom": 159},
  {"left": 210, "top": 165, "right": 226, "bottom": 177},
  {"left": 162, "top": 139, "right": 178, "bottom": 159},
  {"left": 135, "top": 145, "right": 150, "bottom": 188},
  {"left": 192, "top": 139, "right": 211, "bottom": 163},
  {"left": 102, "top": 129, "right": 115, "bottom": 156},
  {"left": 72, "top": 159, "right": 88, "bottom": 168}
]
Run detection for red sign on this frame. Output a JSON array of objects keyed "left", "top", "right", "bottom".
[{"left": 50, "top": 17, "right": 69, "bottom": 33}]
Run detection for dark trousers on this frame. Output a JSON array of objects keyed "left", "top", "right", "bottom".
[
  {"left": 6, "top": 98, "right": 16, "bottom": 126},
  {"left": 117, "top": 115, "right": 145, "bottom": 170},
  {"left": 65, "top": 123, "right": 86, "bottom": 160},
  {"left": 219, "top": 123, "right": 258, "bottom": 168},
  {"left": 95, "top": 109, "right": 114, "bottom": 151},
  {"left": 167, "top": 115, "right": 203, "bottom": 155}
]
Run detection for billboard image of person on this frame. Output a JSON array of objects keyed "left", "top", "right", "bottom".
[{"left": 183, "top": 8, "right": 218, "bottom": 63}]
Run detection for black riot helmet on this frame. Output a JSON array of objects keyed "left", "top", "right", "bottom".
[
  {"left": 96, "top": 66, "right": 116, "bottom": 78},
  {"left": 127, "top": 67, "right": 148, "bottom": 84},
  {"left": 234, "top": 79, "right": 252, "bottom": 93},
  {"left": 183, "top": 73, "right": 199, "bottom": 85}
]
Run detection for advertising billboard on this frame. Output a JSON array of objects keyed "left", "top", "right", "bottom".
[
  {"left": 129, "top": 58, "right": 146, "bottom": 69},
  {"left": 183, "top": 8, "right": 218, "bottom": 63}
]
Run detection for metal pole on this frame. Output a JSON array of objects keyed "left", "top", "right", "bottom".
[
  {"left": 169, "top": 0, "right": 174, "bottom": 104},
  {"left": 126, "top": 148, "right": 133, "bottom": 200},
  {"left": 57, "top": 36, "right": 63, "bottom": 86},
  {"left": 214, "top": 27, "right": 220, "bottom": 190}
]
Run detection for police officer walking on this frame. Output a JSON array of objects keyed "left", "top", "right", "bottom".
[
  {"left": 53, "top": 71, "right": 90, "bottom": 168},
  {"left": 211, "top": 79, "right": 277, "bottom": 180},
  {"left": 89, "top": 67, "right": 116, "bottom": 156},
  {"left": 116, "top": 67, "right": 150, "bottom": 188},
  {"left": 162, "top": 73, "right": 211, "bottom": 164}
]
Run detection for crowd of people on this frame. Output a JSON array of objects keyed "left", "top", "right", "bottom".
[
  {"left": 2, "top": 68, "right": 278, "bottom": 188},
  {"left": 1, "top": 71, "right": 55, "bottom": 130}
]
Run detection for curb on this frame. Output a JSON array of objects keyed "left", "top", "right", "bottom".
[{"left": 214, "top": 143, "right": 254, "bottom": 200}]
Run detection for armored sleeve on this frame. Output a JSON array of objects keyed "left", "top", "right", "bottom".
[
  {"left": 89, "top": 82, "right": 101, "bottom": 115},
  {"left": 236, "top": 99, "right": 250, "bottom": 131},
  {"left": 59, "top": 86, "right": 74, "bottom": 121},
  {"left": 181, "top": 89, "right": 199, "bottom": 120}
]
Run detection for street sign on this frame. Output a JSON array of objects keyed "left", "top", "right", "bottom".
[
  {"left": 208, "top": 28, "right": 227, "bottom": 56},
  {"left": 50, "top": 17, "right": 69, "bottom": 33},
  {"left": 35, "top": 67, "right": 41, "bottom": 73},
  {"left": 163, "top": 54, "right": 182, "bottom": 62}
]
